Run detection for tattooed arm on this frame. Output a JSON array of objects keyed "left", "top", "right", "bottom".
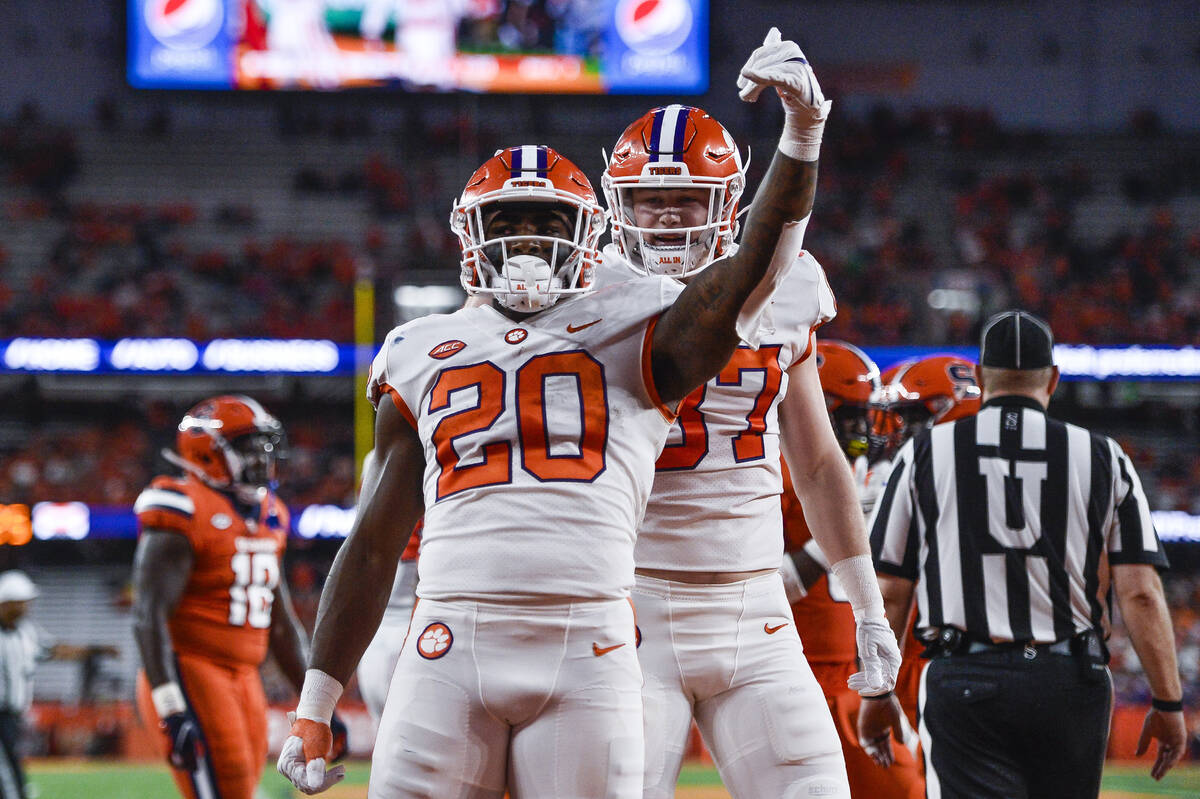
[{"left": 651, "top": 152, "right": 818, "bottom": 404}]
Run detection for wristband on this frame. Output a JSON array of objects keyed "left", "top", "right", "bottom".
[
  {"left": 1151, "top": 698, "right": 1183, "bottom": 713},
  {"left": 802, "top": 538, "right": 831, "bottom": 571},
  {"left": 864, "top": 690, "right": 893, "bottom": 701},
  {"left": 778, "top": 99, "right": 831, "bottom": 162},
  {"left": 828, "top": 554, "right": 885, "bottom": 622},
  {"left": 295, "top": 668, "right": 344, "bottom": 726},
  {"left": 150, "top": 682, "right": 187, "bottom": 719}
]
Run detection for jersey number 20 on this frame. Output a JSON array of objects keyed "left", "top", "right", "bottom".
[{"left": 429, "top": 351, "right": 608, "bottom": 500}]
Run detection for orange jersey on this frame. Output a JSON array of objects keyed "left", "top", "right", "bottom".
[
  {"left": 782, "top": 489, "right": 859, "bottom": 666},
  {"left": 135, "top": 476, "right": 289, "bottom": 667}
]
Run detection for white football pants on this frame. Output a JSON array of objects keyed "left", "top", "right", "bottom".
[
  {"left": 633, "top": 572, "right": 849, "bottom": 799},
  {"left": 369, "top": 596, "right": 644, "bottom": 799}
]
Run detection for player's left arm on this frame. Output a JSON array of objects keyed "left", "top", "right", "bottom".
[
  {"left": 278, "top": 398, "right": 424, "bottom": 794},
  {"left": 779, "top": 350, "right": 902, "bottom": 698},
  {"left": 652, "top": 29, "right": 826, "bottom": 404},
  {"left": 269, "top": 574, "right": 309, "bottom": 694}
]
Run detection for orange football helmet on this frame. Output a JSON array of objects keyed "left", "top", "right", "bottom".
[
  {"left": 450, "top": 145, "right": 606, "bottom": 313},
  {"left": 602, "top": 105, "right": 745, "bottom": 277},
  {"left": 165, "top": 395, "right": 286, "bottom": 503},
  {"left": 816, "top": 340, "right": 881, "bottom": 461},
  {"left": 872, "top": 355, "right": 981, "bottom": 457}
]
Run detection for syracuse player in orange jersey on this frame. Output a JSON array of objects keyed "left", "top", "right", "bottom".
[
  {"left": 857, "top": 355, "right": 981, "bottom": 766},
  {"left": 781, "top": 340, "right": 924, "bottom": 798},
  {"left": 131, "top": 396, "right": 345, "bottom": 799}
]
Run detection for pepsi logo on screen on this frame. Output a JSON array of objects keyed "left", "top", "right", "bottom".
[
  {"left": 144, "top": 0, "right": 223, "bottom": 51},
  {"left": 615, "top": 0, "right": 694, "bottom": 55}
]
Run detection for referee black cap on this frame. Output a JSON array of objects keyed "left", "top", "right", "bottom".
[{"left": 980, "top": 310, "right": 1054, "bottom": 369}]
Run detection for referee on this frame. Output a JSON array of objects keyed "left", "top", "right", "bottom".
[{"left": 860, "top": 310, "right": 1187, "bottom": 798}]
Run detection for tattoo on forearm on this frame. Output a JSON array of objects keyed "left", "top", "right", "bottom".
[{"left": 654, "top": 152, "right": 819, "bottom": 402}]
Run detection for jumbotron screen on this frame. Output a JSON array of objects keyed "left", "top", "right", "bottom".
[{"left": 128, "top": 0, "right": 708, "bottom": 93}]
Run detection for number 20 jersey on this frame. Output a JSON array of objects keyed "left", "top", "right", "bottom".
[
  {"left": 368, "top": 276, "right": 683, "bottom": 602},
  {"left": 134, "top": 476, "right": 288, "bottom": 667},
  {"left": 618, "top": 251, "right": 838, "bottom": 572}
]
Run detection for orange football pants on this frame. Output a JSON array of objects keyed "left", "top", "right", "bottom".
[
  {"left": 136, "top": 653, "right": 268, "bottom": 799},
  {"left": 810, "top": 662, "right": 925, "bottom": 799}
]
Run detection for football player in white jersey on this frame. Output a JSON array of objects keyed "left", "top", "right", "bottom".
[
  {"left": 276, "top": 40, "right": 836, "bottom": 799},
  {"left": 598, "top": 30, "right": 903, "bottom": 799}
]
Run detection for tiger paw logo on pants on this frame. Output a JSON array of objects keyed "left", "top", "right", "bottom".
[{"left": 417, "top": 622, "right": 453, "bottom": 659}]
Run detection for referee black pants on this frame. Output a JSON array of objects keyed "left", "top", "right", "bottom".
[
  {"left": 921, "top": 650, "right": 1112, "bottom": 799},
  {"left": 0, "top": 711, "right": 25, "bottom": 799}
]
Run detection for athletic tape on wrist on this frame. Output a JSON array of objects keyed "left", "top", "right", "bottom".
[
  {"left": 151, "top": 682, "right": 187, "bottom": 719},
  {"left": 1151, "top": 697, "right": 1183, "bottom": 713},
  {"left": 778, "top": 100, "right": 831, "bottom": 162},
  {"left": 295, "top": 668, "right": 344, "bottom": 726},
  {"left": 829, "top": 554, "right": 885, "bottom": 622}
]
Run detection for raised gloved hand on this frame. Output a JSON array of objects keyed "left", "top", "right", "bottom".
[
  {"left": 737, "top": 27, "right": 831, "bottom": 161},
  {"left": 162, "top": 711, "right": 205, "bottom": 772},
  {"left": 277, "top": 712, "right": 347, "bottom": 795}
]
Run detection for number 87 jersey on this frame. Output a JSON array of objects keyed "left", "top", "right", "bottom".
[{"left": 368, "top": 275, "right": 684, "bottom": 602}]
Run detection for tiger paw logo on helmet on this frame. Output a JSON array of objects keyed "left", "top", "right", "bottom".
[{"left": 417, "top": 622, "right": 453, "bottom": 659}]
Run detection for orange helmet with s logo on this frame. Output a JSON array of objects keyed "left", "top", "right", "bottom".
[
  {"left": 872, "top": 355, "right": 981, "bottom": 458},
  {"left": 602, "top": 105, "right": 745, "bottom": 277},
  {"left": 165, "top": 395, "right": 286, "bottom": 503}
]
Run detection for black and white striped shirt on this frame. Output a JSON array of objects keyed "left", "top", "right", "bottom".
[
  {"left": 870, "top": 395, "right": 1169, "bottom": 644},
  {"left": 0, "top": 620, "right": 46, "bottom": 713}
]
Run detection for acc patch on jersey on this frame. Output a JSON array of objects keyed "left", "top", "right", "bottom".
[
  {"left": 210, "top": 513, "right": 232, "bottom": 530},
  {"left": 416, "top": 622, "right": 453, "bottom": 659},
  {"left": 428, "top": 340, "right": 466, "bottom": 359}
]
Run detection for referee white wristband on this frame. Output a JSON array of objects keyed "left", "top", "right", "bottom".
[
  {"left": 295, "top": 668, "right": 344, "bottom": 726},
  {"left": 150, "top": 682, "right": 187, "bottom": 719},
  {"left": 829, "top": 554, "right": 886, "bottom": 622}
]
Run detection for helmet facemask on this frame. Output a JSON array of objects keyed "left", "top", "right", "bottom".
[
  {"left": 459, "top": 202, "right": 594, "bottom": 313},
  {"left": 450, "top": 146, "right": 605, "bottom": 314},
  {"left": 603, "top": 172, "right": 742, "bottom": 278},
  {"left": 227, "top": 430, "right": 287, "bottom": 504}
]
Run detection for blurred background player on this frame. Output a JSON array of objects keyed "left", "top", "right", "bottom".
[
  {"left": 782, "top": 338, "right": 921, "bottom": 796},
  {"left": 855, "top": 355, "right": 982, "bottom": 766},
  {"left": 780, "top": 340, "right": 924, "bottom": 799},
  {"left": 0, "top": 571, "right": 115, "bottom": 799},
  {"left": 599, "top": 31, "right": 902, "bottom": 799},
  {"left": 352, "top": 449, "right": 420, "bottom": 722},
  {"left": 359, "top": 0, "right": 472, "bottom": 88},
  {"left": 131, "top": 395, "right": 345, "bottom": 799}
]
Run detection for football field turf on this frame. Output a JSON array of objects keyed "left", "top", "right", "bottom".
[{"left": 25, "top": 759, "right": 1200, "bottom": 798}]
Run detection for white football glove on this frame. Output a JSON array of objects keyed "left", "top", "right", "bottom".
[
  {"left": 277, "top": 712, "right": 346, "bottom": 795},
  {"left": 737, "top": 27, "right": 831, "bottom": 161},
  {"left": 848, "top": 617, "right": 903, "bottom": 696}
]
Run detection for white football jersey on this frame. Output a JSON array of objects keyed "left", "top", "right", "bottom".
[
  {"left": 595, "top": 248, "right": 838, "bottom": 572},
  {"left": 368, "top": 276, "right": 682, "bottom": 601}
]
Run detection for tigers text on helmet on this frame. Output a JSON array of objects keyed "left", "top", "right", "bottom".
[
  {"left": 871, "top": 355, "right": 982, "bottom": 459},
  {"left": 816, "top": 340, "right": 882, "bottom": 462},
  {"left": 602, "top": 105, "right": 745, "bottom": 278},
  {"left": 165, "top": 395, "right": 286, "bottom": 505},
  {"left": 450, "top": 145, "right": 606, "bottom": 313}
]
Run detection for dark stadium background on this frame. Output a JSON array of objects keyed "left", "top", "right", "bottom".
[{"left": 0, "top": 0, "right": 1197, "bottom": 793}]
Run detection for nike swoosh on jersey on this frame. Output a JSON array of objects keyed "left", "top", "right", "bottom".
[
  {"left": 567, "top": 319, "right": 602, "bottom": 333},
  {"left": 764, "top": 622, "right": 789, "bottom": 635},
  {"left": 592, "top": 642, "right": 626, "bottom": 656}
]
